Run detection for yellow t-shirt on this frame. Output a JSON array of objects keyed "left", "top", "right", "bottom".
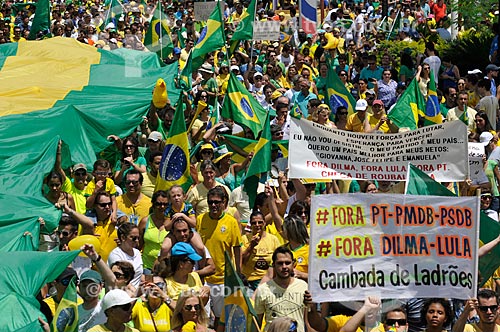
[
  {"left": 116, "top": 194, "right": 152, "bottom": 225},
  {"left": 165, "top": 272, "right": 203, "bottom": 300},
  {"left": 289, "top": 243, "right": 309, "bottom": 274},
  {"left": 464, "top": 323, "right": 500, "bottom": 332},
  {"left": 241, "top": 232, "right": 281, "bottom": 281},
  {"left": 346, "top": 113, "right": 372, "bottom": 132},
  {"left": 62, "top": 177, "right": 86, "bottom": 214},
  {"left": 186, "top": 183, "right": 230, "bottom": 216},
  {"left": 43, "top": 296, "right": 84, "bottom": 315},
  {"left": 131, "top": 299, "right": 172, "bottom": 332},
  {"left": 94, "top": 220, "right": 118, "bottom": 262},
  {"left": 266, "top": 223, "right": 286, "bottom": 245},
  {"left": 367, "top": 115, "right": 391, "bottom": 133},
  {"left": 196, "top": 212, "right": 242, "bottom": 284},
  {"left": 84, "top": 178, "right": 117, "bottom": 196}
]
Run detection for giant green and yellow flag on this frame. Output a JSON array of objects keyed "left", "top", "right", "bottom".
[
  {"left": 387, "top": 78, "right": 424, "bottom": 130},
  {"left": 223, "top": 251, "right": 258, "bottom": 332},
  {"left": 191, "top": 2, "right": 225, "bottom": 70},
  {"left": 221, "top": 73, "right": 267, "bottom": 138},
  {"left": 51, "top": 276, "right": 79, "bottom": 332},
  {"left": 27, "top": 0, "right": 51, "bottom": 40},
  {"left": 229, "top": 0, "right": 257, "bottom": 55},
  {"left": 243, "top": 113, "right": 271, "bottom": 208},
  {"left": 326, "top": 66, "right": 356, "bottom": 116},
  {"left": 405, "top": 163, "right": 500, "bottom": 286},
  {"left": 156, "top": 98, "right": 191, "bottom": 192},
  {"left": 0, "top": 38, "right": 179, "bottom": 251},
  {"left": 222, "top": 134, "right": 288, "bottom": 163},
  {"left": 144, "top": 2, "right": 174, "bottom": 60}
]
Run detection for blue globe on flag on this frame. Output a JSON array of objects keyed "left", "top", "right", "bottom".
[
  {"left": 329, "top": 93, "right": 348, "bottom": 116},
  {"left": 159, "top": 144, "right": 188, "bottom": 181},
  {"left": 240, "top": 97, "right": 254, "bottom": 118},
  {"left": 224, "top": 304, "right": 247, "bottom": 332}
]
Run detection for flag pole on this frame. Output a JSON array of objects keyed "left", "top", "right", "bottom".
[{"left": 159, "top": 0, "right": 163, "bottom": 60}]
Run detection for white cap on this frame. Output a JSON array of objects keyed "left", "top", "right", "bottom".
[
  {"left": 467, "top": 69, "right": 482, "bottom": 75},
  {"left": 355, "top": 99, "right": 368, "bottom": 111},
  {"left": 105, "top": 22, "right": 115, "bottom": 30},
  {"left": 480, "top": 132, "right": 494, "bottom": 146},
  {"left": 102, "top": 289, "right": 137, "bottom": 312},
  {"left": 230, "top": 65, "right": 240, "bottom": 72}
]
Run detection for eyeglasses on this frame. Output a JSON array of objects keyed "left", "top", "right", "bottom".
[
  {"left": 481, "top": 195, "right": 492, "bottom": 200},
  {"left": 97, "top": 202, "right": 112, "bottom": 207},
  {"left": 250, "top": 220, "right": 265, "bottom": 226},
  {"left": 201, "top": 150, "right": 213, "bottom": 155},
  {"left": 478, "top": 305, "right": 499, "bottom": 312},
  {"left": 423, "top": 67, "right": 430, "bottom": 70},
  {"left": 338, "top": 112, "right": 348, "bottom": 115},
  {"left": 273, "top": 131, "right": 284, "bottom": 136},
  {"left": 124, "top": 145, "right": 135, "bottom": 149},
  {"left": 125, "top": 180, "right": 139, "bottom": 186},
  {"left": 386, "top": 319, "right": 407, "bottom": 326},
  {"left": 368, "top": 62, "right": 376, "bottom": 65},
  {"left": 458, "top": 82, "right": 465, "bottom": 85},
  {"left": 113, "top": 271, "right": 126, "bottom": 279},
  {"left": 184, "top": 304, "right": 201, "bottom": 311},
  {"left": 94, "top": 171, "right": 108, "bottom": 176},
  {"left": 148, "top": 139, "right": 159, "bottom": 143},
  {"left": 207, "top": 200, "right": 223, "bottom": 205},
  {"left": 128, "top": 236, "right": 139, "bottom": 241},
  {"left": 155, "top": 201, "right": 168, "bottom": 207},
  {"left": 74, "top": 171, "right": 87, "bottom": 176},
  {"left": 115, "top": 303, "right": 132, "bottom": 311}
]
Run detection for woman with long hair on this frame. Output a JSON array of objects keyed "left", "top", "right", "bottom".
[
  {"left": 114, "top": 136, "right": 147, "bottom": 187},
  {"left": 171, "top": 290, "right": 212, "bottom": 332},
  {"left": 44, "top": 171, "right": 75, "bottom": 210}
]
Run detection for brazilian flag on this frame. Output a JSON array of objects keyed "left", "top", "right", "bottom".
[
  {"left": 144, "top": 2, "right": 174, "bottom": 60},
  {"left": 156, "top": 98, "right": 191, "bottom": 192},
  {"left": 191, "top": 2, "right": 225, "bottom": 70},
  {"left": 221, "top": 73, "right": 267, "bottom": 138},
  {"left": 243, "top": 113, "right": 271, "bottom": 208},
  {"left": 222, "top": 134, "right": 288, "bottom": 164},
  {"left": 424, "top": 70, "right": 442, "bottom": 126},
  {"left": 51, "top": 276, "right": 79, "bottom": 332},
  {"left": 229, "top": 0, "right": 257, "bottom": 55},
  {"left": 223, "top": 251, "right": 258, "bottom": 332},
  {"left": 326, "top": 66, "right": 356, "bottom": 116},
  {"left": 387, "top": 78, "right": 425, "bottom": 130}
]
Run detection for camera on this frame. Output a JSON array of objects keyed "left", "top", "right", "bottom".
[{"left": 216, "top": 122, "right": 232, "bottom": 134}]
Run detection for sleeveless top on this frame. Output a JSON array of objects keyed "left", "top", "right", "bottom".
[{"left": 142, "top": 215, "right": 168, "bottom": 269}]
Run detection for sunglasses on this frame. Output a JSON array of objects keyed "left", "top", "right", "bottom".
[
  {"left": 125, "top": 180, "right": 139, "bottom": 186},
  {"left": 154, "top": 201, "right": 168, "bottom": 207},
  {"left": 97, "top": 202, "right": 112, "bottom": 207},
  {"left": 58, "top": 277, "right": 72, "bottom": 286},
  {"left": 184, "top": 304, "right": 201, "bottom": 311},
  {"left": 339, "top": 73, "right": 347, "bottom": 76},
  {"left": 129, "top": 236, "right": 139, "bottom": 241},
  {"left": 207, "top": 200, "right": 223, "bottom": 205},
  {"left": 338, "top": 112, "right": 348, "bottom": 115},
  {"left": 386, "top": 319, "right": 407, "bottom": 326},
  {"left": 481, "top": 195, "right": 492, "bottom": 200},
  {"left": 478, "top": 305, "right": 499, "bottom": 312},
  {"left": 94, "top": 171, "right": 108, "bottom": 176},
  {"left": 250, "top": 220, "right": 265, "bottom": 226},
  {"left": 201, "top": 150, "right": 213, "bottom": 154},
  {"left": 74, "top": 171, "right": 87, "bottom": 176},
  {"left": 57, "top": 230, "right": 72, "bottom": 237},
  {"left": 124, "top": 145, "right": 135, "bottom": 149},
  {"left": 115, "top": 303, "right": 132, "bottom": 311},
  {"left": 148, "top": 139, "right": 159, "bottom": 143},
  {"left": 113, "top": 271, "right": 126, "bottom": 279}
]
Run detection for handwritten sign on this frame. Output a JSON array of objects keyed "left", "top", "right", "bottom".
[{"left": 309, "top": 194, "right": 479, "bottom": 302}]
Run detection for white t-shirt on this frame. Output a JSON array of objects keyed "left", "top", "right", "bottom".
[
  {"left": 78, "top": 301, "right": 106, "bottom": 332},
  {"left": 107, "top": 247, "right": 143, "bottom": 287}
]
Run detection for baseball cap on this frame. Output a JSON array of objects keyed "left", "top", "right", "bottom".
[
  {"left": 372, "top": 99, "right": 384, "bottom": 106},
  {"left": 480, "top": 132, "right": 494, "bottom": 146},
  {"left": 200, "top": 143, "right": 214, "bottom": 151},
  {"left": 102, "top": 289, "right": 137, "bottom": 312},
  {"left": 73, "top": 163, "right": 87, "bottom": 172},
  {"left": 355, "top": 99, "right": 368, "bottom": 111},
  {"left": 171, "top": 242, "right": 202, "bottom": 261},
  {"left": 56, "top": 267, "right": 77, "bottom": 284},
  {"left": 148, "top": 131, "right": 162, "bottom": 141},
  {"left": 467, "top": 69, "right": 482, "bottom": 75},
  {"left": 254, "top": 71, "right": 263, "bottom": 78},
  {"left": 80, "top": 270, "right": 103, "bottom": 284},
  {"left": 486, "top": 64, "right": 500, "bottom": 72},
  {"left": 230, "top": 65, "right": 240, "bottom": 72}
]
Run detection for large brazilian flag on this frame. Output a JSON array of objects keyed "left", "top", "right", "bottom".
[{"left": 0, "top": 37, "right": 179, "bottom": 252}]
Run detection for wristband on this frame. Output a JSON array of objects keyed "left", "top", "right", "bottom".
[{"left": 92, "top": 255, "right": 101, "bottom": 263}]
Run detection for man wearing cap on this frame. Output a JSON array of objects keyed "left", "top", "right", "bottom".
[
  {"left": 88, "top": 289, "right": 139, "bottom": 332},
  {"left": 485, "top": 64, "right": 499, "bottom": 97},
  {"left": 44, "top": 267, "right": 80, "bottom": 316},
  {"left": 365, "top": 100, "right": 397, "bottom": 133},
  {"left": 446, "top": 91, "right": 477, "bottom": 132},
  {"left": 346, "top": 99, "right": 372, "bottom": 132},
  {"left": 78, "top": 270, "right": 106, "bottom": 331}
]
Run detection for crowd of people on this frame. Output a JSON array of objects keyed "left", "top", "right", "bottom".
[{"left": 5, "top": 0, "right": 500, "bottom": 330}]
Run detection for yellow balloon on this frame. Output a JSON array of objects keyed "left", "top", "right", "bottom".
[
  {"left": 323, "top": 33, "right": 340, "bottom": 50},
  {"left": 68, "top": 235, "right": 101, "bottom": 257}
]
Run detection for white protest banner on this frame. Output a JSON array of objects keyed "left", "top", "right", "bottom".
[
  {"left": 288, "top": 118, "right": 468, "bottom": 182},
  {"left": 194, "top": 2, "right": 224, "bottom": 21},
  {"left": 309, "top": 194, "right": 479, "bottom": 302},
  {"left": 468, "top": 143, "right": 487, "bottom": 185},
  {"left": 253, "top": 21, "right": 280, "bottom": 41}
]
